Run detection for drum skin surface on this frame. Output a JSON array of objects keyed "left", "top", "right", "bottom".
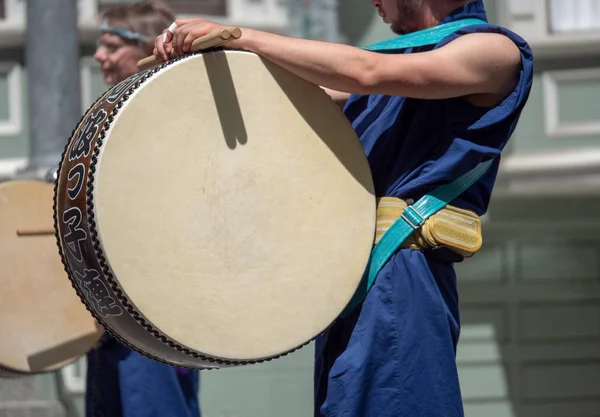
[
  {"left": 55, "top": 50, "right": 375, "bottom": 367},
  {"left": 0, "top": 180, "right": 103, "bottom": 376}
]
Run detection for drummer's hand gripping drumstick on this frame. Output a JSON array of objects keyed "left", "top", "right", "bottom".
[{"left": 137, "top": 27, "right": 242, "bottom": 71}]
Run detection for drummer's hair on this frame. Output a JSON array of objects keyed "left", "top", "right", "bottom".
[{"left": 100, "top": 0, "right": 175, "bottom": 55}]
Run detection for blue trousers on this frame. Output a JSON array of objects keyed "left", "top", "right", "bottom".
[
  {"left": 314, "top": 249, "right": 464, "bottom": 416},
  {"left": 85, "top": 335, "right": 200, "bottom": 417}
]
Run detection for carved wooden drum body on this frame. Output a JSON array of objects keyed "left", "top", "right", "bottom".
[
  {"left": 0, "top": 180, "right": 103, "bottom": 377},
  {"left": 54, "top": 50, "right": 375, "bottom": 368}
]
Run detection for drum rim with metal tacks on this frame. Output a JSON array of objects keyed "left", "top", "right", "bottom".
[{"left": 55, "top": 49, "right": 376, "bottom": 367}]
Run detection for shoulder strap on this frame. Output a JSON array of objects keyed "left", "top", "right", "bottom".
[
  {"left": 362, "top": 18, "right": 487, "bottom": 51},
  {"left": 341, "top": 159, "right": 493, "bottom": 317},
  {"left": 340, "top": 17, "right": 493, "bottom": 317}
]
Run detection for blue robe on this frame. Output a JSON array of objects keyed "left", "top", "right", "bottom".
[
  {"left": 85, "top": 335, "right": 200, "bottom": 417},
  {"left": 313, "top": 2, "right": 534, "bottom": 416}
]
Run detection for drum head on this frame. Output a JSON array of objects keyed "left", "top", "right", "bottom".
[
  {"left": 93, "top": 51, "right": 375, "bottom": 361},
  {"left": 0, "top": 180, "right": 102, "bottom": 373}
]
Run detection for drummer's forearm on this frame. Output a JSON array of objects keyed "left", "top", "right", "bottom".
[{"left": 238, "top": 29, "right": 378, "bottom": 95}]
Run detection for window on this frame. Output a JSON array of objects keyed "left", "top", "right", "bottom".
[
  {"left": 166, "top": 0, "right": 227, "bottom": 16},
  {"left": 548, "top": 0, "right": 600, "bottom": 34},
  {"left": 95, "top": 0, "right": 287, "bottom": 31},
  {"left": 496, "top": 0, "right": 600, "bottom": 58},
  {"left": 98, "top": 0, "right": 227, "bottom": 16}
]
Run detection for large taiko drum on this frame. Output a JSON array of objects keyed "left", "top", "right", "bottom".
[
  {"left": 0, "top": 180, "right": 103, "bottom": 377},
  {"left": 54, "top": 50, "right": 376, "bottom": 368}
]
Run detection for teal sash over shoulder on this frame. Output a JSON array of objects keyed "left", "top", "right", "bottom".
[
  {"left": 361, "top": 18, "right": 486, "bottom": 51},
  {"left": 341, "top": 17, "right": 492, "bottom": 317}
]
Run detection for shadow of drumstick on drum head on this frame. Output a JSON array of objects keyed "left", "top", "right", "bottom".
[
  {"left": 203, "top": 52, "right": 248, "bottom": 150},
  {"left": 263, "top": 57, "right": 375, "bottom": 195}
]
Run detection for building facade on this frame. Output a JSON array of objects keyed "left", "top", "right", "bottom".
[{"left": 1, "top": 0, "right": 600, "bottom": 416}]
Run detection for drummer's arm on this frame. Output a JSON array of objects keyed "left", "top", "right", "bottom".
[
  {"left": 159, "top": 20, "right": 520, "bottom": 100},
  {"left": 238, "top": 28, "right": 521, "bottom": 100}
]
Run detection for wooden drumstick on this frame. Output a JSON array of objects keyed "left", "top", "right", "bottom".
[
  {"left": 16, "top": 229, "right": 55, "bottom": 237},
  {"left": 137, "top": 27, "right": 243, "bottom": 71}
]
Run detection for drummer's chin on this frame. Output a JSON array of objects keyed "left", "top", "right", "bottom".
[
  {"left": 390, "top": 23, "right": 409, "bottom": 35},
  {"left": 381, "top": 17, "right": 404, "bottom": 35},
  {"left": 103, "top": 71, "right": 126, "bottom": 87},
  {"left": 102, "top": 73, "right": 117, "bottom": 87}
]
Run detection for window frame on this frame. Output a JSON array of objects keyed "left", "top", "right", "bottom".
[
  {"left": 496, "top": 0, "right": 600, "bottom": 58},
  {"left": 97, "top": 0, "right": 228, "bottom": 16}
]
